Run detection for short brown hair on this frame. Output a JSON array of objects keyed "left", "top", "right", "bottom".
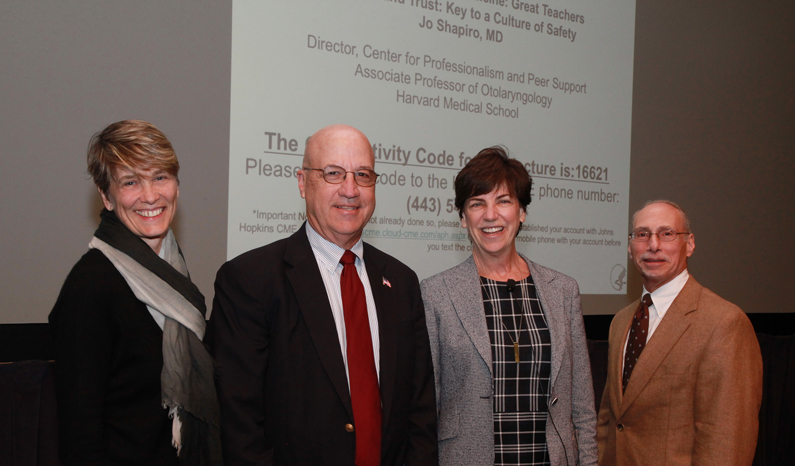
[
  {"left": 87, "top": 120, "right": 179, "bottom": 194},
  {"left": 454, "top": 146, "right": 532, "bottom": 218}
]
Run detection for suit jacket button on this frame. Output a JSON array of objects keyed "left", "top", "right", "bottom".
[
  {"left": 345, "top": 423, "right": 354, "bottom": 433},
  {"left": 617, "top": 423, "right": 625, "bottom": 432}
]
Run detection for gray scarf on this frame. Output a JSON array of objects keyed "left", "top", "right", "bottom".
[{"left": 90, "top": 209, "right": 222, "bottom": 465}]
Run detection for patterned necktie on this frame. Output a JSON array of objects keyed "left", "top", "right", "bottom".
[
  {"left": 622, "top": 293, "right": 653, "bottom": 393},
  {"left": 340, "top": 250, "right": 381, "bottom": 466}
]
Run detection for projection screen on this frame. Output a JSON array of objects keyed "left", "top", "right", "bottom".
[{"left": 227, "top": 0, "right": 637, "bottom": 293}]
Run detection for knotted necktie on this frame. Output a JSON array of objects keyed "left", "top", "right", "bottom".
[
  {"left": 340, "top": 250, "right": 381, "bottom": 466},
  {"left": 622, "top": 293, "right": 653, "bottom": 393}
]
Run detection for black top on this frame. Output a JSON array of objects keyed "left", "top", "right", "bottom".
[
  {"left": 49, "top": 249, "right": 178, "bottom": 466},
  {"left": 480, "top": 276, "right": 551, "bottom": 413},
  {"left": 481, "top": 275, "right": 553, "bottom": 466}
]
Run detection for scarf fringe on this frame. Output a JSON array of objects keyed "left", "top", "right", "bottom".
[
  {"left": 168, "top": 405, "right": 184, "bottom": 453},
  {"left": 175, "top": 408, "right": 224, "bottom": 466}
]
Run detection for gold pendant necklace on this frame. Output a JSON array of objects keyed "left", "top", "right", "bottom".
[
  {"left": 500, "top": 318, "right": 526, "bottom": 363},
  {"left": 499, "top": 281, "right": 526, "bottom": 364}
]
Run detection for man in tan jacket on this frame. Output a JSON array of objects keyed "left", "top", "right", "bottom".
[{"left": 597, "top": 200, "right": 762, "bottom": 465}]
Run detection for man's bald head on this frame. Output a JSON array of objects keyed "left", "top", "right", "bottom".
[
  {"left": 298, "top": 124, "right": 376, "bottom": 250},
  {"left": 303, "top": 124, "right": 374, "bottom": 168}
]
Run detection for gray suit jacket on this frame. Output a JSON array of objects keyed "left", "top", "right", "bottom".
[{"left": 420, "top": 254, "right": 598, "bottom": 466}]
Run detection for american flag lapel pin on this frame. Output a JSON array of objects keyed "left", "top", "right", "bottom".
[{"left": 382, "top": 277, "right": 392, "bottom": 288}]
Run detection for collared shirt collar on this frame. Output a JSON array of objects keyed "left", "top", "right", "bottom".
[
  {"left": 643, "top": 268, "right": 689, "bottom": 323},
  {"left": 305, "top": 222, "right": 364, "bottom": 272}
]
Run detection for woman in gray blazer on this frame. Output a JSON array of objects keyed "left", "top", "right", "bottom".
[{"left": 421, "top": 147, "right": 597, "bottom": 466}]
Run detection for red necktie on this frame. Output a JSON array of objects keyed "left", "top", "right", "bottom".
[
  {"left": 622, "top": 293, "right": 653, "bottom": 393},
  {"left": 340, "top": 250, "right": 381, "bottom": 466}
]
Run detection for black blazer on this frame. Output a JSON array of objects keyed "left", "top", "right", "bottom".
[
  {"left": 206, "top": 224, "right": 437, "bottom": 466},
  {"left": 49, "top": 249, "right": 178, "bottom": 466}
]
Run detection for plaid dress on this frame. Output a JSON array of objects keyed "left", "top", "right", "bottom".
[{"left": 481, "top": 276, "right": 552, "bottom": 466}]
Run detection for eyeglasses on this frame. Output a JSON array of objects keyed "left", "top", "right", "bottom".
[
  {"left": 629, "top": 229, "right": 691, "bottom": 243},
  {"left": 302, "top": 166, "right": 379, "bottom": 187}
]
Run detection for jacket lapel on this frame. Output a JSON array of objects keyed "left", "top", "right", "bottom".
[
  {"left": 284, "top": 225, "right": 353, "bottom": 418},
  {"left": 446, "top": 256, "right": 494, "bottom": 377},
  {"left": 526, "top": 257, "right": 563, "bottom": 390},
  {"left": 364, "top": 244, "right": 397, "bottom": 433},
  {"left": 609, "top": 304, "right": 634, "bottom": 405},
  {"left": 618, "top": 277, "right": 701, "bottom": 416}
]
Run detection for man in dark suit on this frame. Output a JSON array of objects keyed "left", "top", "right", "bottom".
[
  {"left": 206, "top": 124, "right": 437, "bottom": 466},
  {"left": 596, "top": 200, "right": 762, "bottom": 465}
]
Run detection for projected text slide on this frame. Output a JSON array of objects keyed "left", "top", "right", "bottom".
[{"left": 228, "top": 0, "right": 636, "bottom": 293}]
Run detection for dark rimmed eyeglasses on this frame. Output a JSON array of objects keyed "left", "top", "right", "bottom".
[
  {"left": 629, "top": 229, "right": 691, "bottom": 243},
  {"left": 303, "top": 165, "right": 379, "bottom": 187}
]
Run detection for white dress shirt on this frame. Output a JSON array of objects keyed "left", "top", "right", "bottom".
[
  {"left": 622, "top": 269, "right": 689, "bottom": 370},
  {"left": 306, "top": 222, "right": 381, "bottom": 387}
]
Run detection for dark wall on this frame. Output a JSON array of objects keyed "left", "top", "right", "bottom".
[{"left": 582, "top": 0, "right": 795, "bottom": 315}]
